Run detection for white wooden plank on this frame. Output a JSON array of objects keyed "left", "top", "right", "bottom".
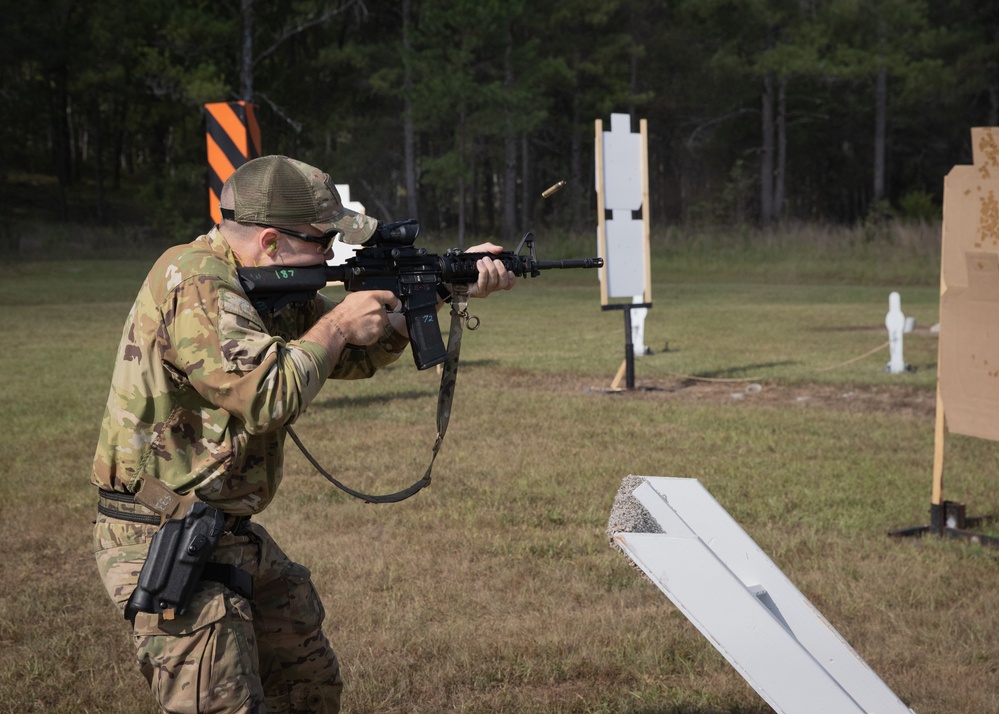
[{"left": 613, "top": 476, "right": 914, "bottom": 714}]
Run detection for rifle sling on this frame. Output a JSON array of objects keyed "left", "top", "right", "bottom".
[{"left": 286, "top": 285, "right": 469, "bottom": 504}]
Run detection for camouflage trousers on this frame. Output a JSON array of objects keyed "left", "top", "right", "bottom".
[{"left": 93, "top": 514, "right": 342, "bottom": 713}]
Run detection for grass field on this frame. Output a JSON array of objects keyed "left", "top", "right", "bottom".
[{"left": 2, "top": 222, "right": 998, "bottom": 713}]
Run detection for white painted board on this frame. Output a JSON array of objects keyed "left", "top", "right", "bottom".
[
  {"left": 604, "top": 210, "right": 646, "bottom": 297},
  {"left": 603, "top": 113, "right": 643, "bottom": 210},
  {"left": 613, "top": 477, "right": 914, "bottom": 714},
  {"left": 596, "top": 112, "right": 650, "bottom": 302}
]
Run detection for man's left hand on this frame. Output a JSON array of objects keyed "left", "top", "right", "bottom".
[{"left": 465, "top": 243, "right": 517, "bottom": 298}]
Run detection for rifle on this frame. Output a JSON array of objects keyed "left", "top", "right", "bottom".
[{"left": 236, "top": 219, "right": 603, "bottom": 370}]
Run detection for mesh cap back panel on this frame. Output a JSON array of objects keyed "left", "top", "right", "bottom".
[{"left": 234, "top": 159, "right": 317, "bottom": 225}]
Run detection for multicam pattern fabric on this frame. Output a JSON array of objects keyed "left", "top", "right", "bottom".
[
  {"left": 93, "top": 516, "right": 342, "bottom": 713},
  {"left": 91, "top": 226, "right": 408, "bottom": 514},
  {"left": 91, "top": 226, "right": 403, "bottom": 711}
]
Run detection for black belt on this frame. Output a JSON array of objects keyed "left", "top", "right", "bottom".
[
  {"left": 97, "top": 488, "right": 252, "bottom": 534},
  {"left": 97, "top": 488, "right": 161, "bottom": 525}
]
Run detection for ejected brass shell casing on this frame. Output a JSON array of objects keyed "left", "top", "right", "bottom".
[{"left": 541, "top": 180, "right": 566, "bottom": 198}]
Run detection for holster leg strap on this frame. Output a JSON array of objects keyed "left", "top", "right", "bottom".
[{"left": 202, "top": 563, "right": 254, "bottom": 599}]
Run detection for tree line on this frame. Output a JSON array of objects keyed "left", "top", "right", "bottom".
[{"left": 2, "top": 0, "right": 997, "bottom": 242}]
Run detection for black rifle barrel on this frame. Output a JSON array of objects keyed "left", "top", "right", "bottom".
[
  {"left": 533, "top": 258, "right": 603, "bottom": 270},
  {"left": 433, "top": 253, "right": 603, "bottom": 283}
]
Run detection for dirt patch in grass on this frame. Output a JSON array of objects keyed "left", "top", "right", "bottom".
[
  {"left": 467, "top": 366, "right": 936, "bottom": 420},
  {"left": 620, "top": 379, "right": 937, "bottom": 420}
]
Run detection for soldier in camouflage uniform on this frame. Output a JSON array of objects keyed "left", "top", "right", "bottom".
[{"left": 91, "top": 155, "right": 515, "bottom": 713}]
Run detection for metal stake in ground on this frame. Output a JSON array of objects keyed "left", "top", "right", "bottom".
[{"left": 603, "top": 301, "right": 652, "bottom": 390}]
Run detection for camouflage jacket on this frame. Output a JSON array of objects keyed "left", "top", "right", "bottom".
[{"left": 91, "top": 227, "right": 408, "bottom": 514}]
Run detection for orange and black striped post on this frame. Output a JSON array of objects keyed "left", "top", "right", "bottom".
[{"left": 204, "top": 101, "right": 262, "bottom": 224}]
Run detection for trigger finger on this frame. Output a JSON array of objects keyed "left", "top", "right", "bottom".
[{"left": 381, "top": 293, "right": 401, "bottom": 313}]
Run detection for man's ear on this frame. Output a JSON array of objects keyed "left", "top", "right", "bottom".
[{"left": 258, "top": 227, "right": 279, "bottom": 255}]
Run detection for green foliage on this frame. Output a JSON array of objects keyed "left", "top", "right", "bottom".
[
  {"left": 863, "top": 198, "right": 896, "bottom": 241},
  {"left": 0, "top": 0, "right": 995, "bottom": 234},
  {"left": 898, "top": 189, "right": 941, "bottom": 222}
]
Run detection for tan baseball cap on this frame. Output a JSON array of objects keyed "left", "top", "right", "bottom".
[{"left": 224, "top": 155, "right": 377, "bottom": 245}]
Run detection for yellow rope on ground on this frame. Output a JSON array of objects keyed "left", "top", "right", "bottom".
[
  {"left": 814, "top": 340, "right": 889, "bottom": 373},
  {"left": 669, "top": 374, "right": 761, "bottom": 384}
]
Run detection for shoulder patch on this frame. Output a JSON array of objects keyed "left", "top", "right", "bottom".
[
  {"left": 217, "top": 288, "right": 277, "bottom": 373},
  {"left": 219, "top": 288, "right": 265, "bottom": 327}
]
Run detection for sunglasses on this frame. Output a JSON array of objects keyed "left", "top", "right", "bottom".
[{"left": 257, "top": 224, "right": 341, "bottom": 253}]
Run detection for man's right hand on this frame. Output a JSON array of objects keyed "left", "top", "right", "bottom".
[{"left": 325, "top": 290, "right": 401, "bottom": 346}]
